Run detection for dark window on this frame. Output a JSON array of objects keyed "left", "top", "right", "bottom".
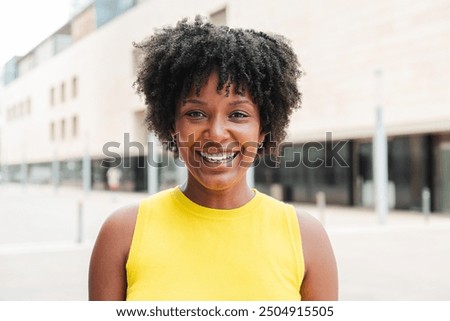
[
  {"left": 210, "top": 7, "right": 227, "bottom": 26},
  {"left": 61, "top": 119, "right": 65, "bottom": 139},
  {"left": 50, "top": 122, "right": 55, "bottom": 141},
  {"left": 27, "top": 98, "right": 31, "bottom": 115},
  {"left": 50, "top": 87, "right": 55, "bottom": 106},
  {"left": 72, "top": 76, "right": 78, "bottom": 98},
  {"left": 72, "top": 115, "right": 78, "bottom": 137},
  {"left": 61, "top": 82, "right": 65, "bottom": 103}
]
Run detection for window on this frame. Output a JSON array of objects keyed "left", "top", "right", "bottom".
[
  {"left": 18, "top": 103, "right": 24, "bottom": 118},
  {"left": 61, "top": 119, "right": 65, "bottom": 139},
  {"left": 210, "top": 7, "right": 227, "bottom": 26},
  {"left": 50, "top": 87, "right": 55, "bottom": 106},
  {"left": 72, "top": 76, "right": 78, "bottom": 98},
  {"left": 72, "top": 115, "right": 78, "bottom": 137},
  {"left": 60, "top": 82, "right": 65, "bottom": 103},
  {"left": 50, "top": 122, "right": 55, "bottom": 141},
  {"left": 132, "top": 48, "right": 143, "bottom": 75},
  {"left": 27, "top": 98, "right": 31, "bottom": 115}
]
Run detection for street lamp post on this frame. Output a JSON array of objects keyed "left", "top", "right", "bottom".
[{"left": 373, "top": 70, "right": 389, "bottom": 224}]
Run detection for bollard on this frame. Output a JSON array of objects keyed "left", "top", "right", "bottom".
[
  {"left": 76, "top": 200, "right": 83, "bottom": 243},
  {"left": 422, "top": 187, "right": 431, "bottom": 223},
  {"left": 316, "top": 191, "right": 326, "bottom": 225}
]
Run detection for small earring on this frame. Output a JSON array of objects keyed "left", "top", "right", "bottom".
[{"left": 258, "top": 142, "right": 264, "bottom": 149}]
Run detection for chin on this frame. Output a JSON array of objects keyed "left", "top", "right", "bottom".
[{"left": 191, "top": 170, "right": 247, "bottom": 192}]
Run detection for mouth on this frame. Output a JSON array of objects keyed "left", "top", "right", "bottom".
[{"left": 198, "top": 151, "right": 238, "bottom": 164}]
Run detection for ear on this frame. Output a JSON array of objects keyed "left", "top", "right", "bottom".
[{"left": 258, "top": 131, "right": 267, "bottom": 145}]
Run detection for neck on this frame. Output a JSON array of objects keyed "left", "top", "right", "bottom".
[{"left": 180, "top": 181, "right": 255, "bottom": 210}]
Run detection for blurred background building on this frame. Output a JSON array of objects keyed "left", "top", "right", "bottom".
[{"left": 0, "top": 0, "right": 449, "bottom": 213}]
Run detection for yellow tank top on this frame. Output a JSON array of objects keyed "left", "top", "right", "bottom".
[{"left": 126, "top": 186, "right": 304, "bottom": 300}]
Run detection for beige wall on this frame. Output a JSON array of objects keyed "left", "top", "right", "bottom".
[
  {"left": 2, "top": 0, "right": 450, "bottom": 165},
  {"left": 239, "top": 0, "right": 450, "bottom": 142},
  {"left": 72, "top": 5, "right": 96, "bottom": 42},
  {"left": 227, "top": 0, "right": 450, "bottom": 141}
]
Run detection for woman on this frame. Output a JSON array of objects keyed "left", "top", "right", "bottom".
[{"left": 89, "top": 17, "right": 338, "bottom": 301}]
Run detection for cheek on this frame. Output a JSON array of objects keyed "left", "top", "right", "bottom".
[
  {"left": 236, "top": 125, "right": 263, "bottom": 161},
  {"left": 236, "top": 123, "right": 263, "bottom": 142},
  {"left": 174, "top": 121, "right": 200, "bottom": 152},
  {"left": 240, "top": 141, "right": 259, "bottom": 163}
]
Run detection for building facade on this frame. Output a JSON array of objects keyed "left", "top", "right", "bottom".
[{"left": 1, "top": 0, "right": 449, "bottom": 212}]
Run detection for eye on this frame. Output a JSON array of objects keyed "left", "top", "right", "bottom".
[
  {"left": 185, "top": 110, "right": 206, "bottom": 118},
  {"left": 230, "top": 111, "right": 248, "bottom": 118}
]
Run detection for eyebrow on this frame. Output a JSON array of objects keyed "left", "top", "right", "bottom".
[
  {"left": 182, "top": 98, "right": 255, "bottom": 106},
  {"left": 182, "top": 98, "right": 206, "bottom": 105}
]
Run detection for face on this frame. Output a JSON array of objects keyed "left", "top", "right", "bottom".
[{"left": 173, "top": 73, "right": 265, "bottom": 192}]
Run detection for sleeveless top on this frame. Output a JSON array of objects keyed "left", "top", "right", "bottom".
[{"left": 126, "top": 186, "right": 305, "bottom": 300}]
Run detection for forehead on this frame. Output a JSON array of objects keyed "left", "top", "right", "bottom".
[{"left": 185, "top": 72, "right": 254, "bottom": 101}]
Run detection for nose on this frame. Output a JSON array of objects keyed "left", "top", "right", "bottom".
[{"left": 205, "top": 115, "right": 229, "bottom": 143}]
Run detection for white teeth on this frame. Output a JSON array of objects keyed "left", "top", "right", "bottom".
[{"left": 199, "top": 152, "right": 236, "bottom": 162}]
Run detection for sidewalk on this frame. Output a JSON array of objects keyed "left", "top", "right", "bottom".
[
  {"left": 298, "top": 203, "right": 450, "bottom": 300},
  {"left": 1, "top": 183, "right": 449, "bottom": 300}
]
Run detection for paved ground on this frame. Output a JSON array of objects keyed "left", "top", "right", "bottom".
[{"left": 1, "top": 183, "right": 449, "bottom": 300}]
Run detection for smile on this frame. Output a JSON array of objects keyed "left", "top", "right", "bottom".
[{"left": 199, "top": 152, "right": 238, "bottom": 163}]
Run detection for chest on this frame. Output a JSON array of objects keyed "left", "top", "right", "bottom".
[{"left": 126, "top": 214, "right": 301, "bottom": 300}]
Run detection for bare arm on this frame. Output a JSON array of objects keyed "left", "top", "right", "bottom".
[
  {"left": 297, "top": 211, "right": 338, "bottom": 300},
  {"left": 88, "top": 205, "right": 138, "bottom": 300}
]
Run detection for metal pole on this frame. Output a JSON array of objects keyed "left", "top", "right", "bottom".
[
  {"left": 21, "top": 139, "right": 27, "bottom": 190},
  {"left": 374, "top": 107, "right": 389, "bottom": 224},
  {"left": 422, "top": 187, "right": 431, "bottom": 222},
  {"left": 52, "top": 148, "right": 60, "bottom": 192},
  {"left": 21, "top": 160, "right": 27, "bottom": 189},
  {"left": 247, "top": 166, "right": 255, "bottom": 189},
  {"left": 176, "top": 158, "right": 187, "bottom": 186},
  {"left": 0, "top": 127, "right": 3, "bottom": 184},
  {"left": 83, "top": 133, "right": 91, "bottom": 194},
  {"left": 373, "top": 70, "right": 389, "bottom": 225},
  {"left": 76, "top": 200, "right": 83, "bottom": 243},
  {"left": 83, "top": 152, "right": 91, "bottom": 194},
  {"left": 147, "top": 133, "right": 159, "bottom": 195},
  {"left": 316, "top": 191, "right": 326, "bottom": 225}
]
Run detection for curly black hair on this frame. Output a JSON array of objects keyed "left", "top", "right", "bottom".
[{"left": 133, "top": 16, "right": 303, "bottom": 155}]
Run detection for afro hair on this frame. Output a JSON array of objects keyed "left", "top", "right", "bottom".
[{"left": 134, "top": 16, "right": 303, "bottom": 155}]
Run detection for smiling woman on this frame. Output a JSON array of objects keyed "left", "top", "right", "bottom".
[{"left": 88, "top": 16, "right": 338, "bottom": 301}]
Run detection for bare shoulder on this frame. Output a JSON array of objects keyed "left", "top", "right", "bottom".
[
  {"left": 88, "top": 203, "right": 139, "bottom": 300},
  {"left": 295, "top": 210, "right": 339, "bottom": 300},
  {"left": 104, "top": 204, "right": 139, "bottom": 236},
  {"left": 96, "top": 203, "right": 140, "bottom": 258},
  {"left": 296, "top": 211, "right": 331, "bottom": 255}
]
